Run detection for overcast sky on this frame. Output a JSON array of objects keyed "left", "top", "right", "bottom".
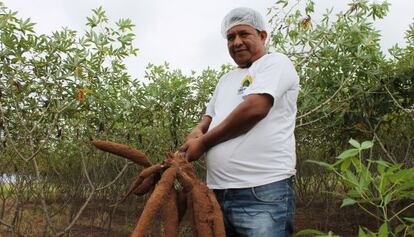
[{"left": 3, "top": 0, "right": 414, "bottom": 80}]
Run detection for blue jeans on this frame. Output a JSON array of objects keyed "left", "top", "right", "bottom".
[{"left": 213, "top": 177, "right": 295, "bottom": 237}]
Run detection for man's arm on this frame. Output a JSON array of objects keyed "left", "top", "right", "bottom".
[
  {"left": 181, "top": 93, "right": 273, "bottom": 161},
  {"left": 186, "top": 115, "right": 212, "bottom": 140}
]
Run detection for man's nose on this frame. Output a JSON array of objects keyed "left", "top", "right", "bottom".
[{"left": 233, "top": 35, "right": 243, "bottom": 47}]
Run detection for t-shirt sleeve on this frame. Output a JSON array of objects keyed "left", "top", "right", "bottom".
[
  {"left": 205, "top": 93, "right": 216, "bottom": 117},
  {"left": 205, "top": 76, "right": 223, "bottom": 117},
  {"left": 242, "top": 54, "right": 299, "bottom": 101}
]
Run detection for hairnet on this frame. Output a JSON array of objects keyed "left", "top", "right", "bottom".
[{"left": 221, "top": 7, "right": 267, "bottom": 38}]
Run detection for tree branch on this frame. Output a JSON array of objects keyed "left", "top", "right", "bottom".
[
  {"left": 383, "top": 83, "right": 414, "bottom": 121},
  {"left": 55, "top": 155, "right": 96, "bottom": 236}
]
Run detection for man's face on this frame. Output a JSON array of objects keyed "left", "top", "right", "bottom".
[{"left": 226, "top": 24, "right": 267, "bottom": 68}]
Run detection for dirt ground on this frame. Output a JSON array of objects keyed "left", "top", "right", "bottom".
[
  {"left": 294, "top": 203, "right": 379, "bottom": 237},
  {"left": 0, "top": 200, "right": 383, "bottom": 237}
]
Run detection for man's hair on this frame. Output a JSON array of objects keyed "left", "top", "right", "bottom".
[{"left": 221, "top": 7, "right": 266, "bottom": 38}]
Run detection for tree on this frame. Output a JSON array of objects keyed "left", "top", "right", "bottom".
[{"left": 267, "top": 0, "right": 413, "bottom": 235}]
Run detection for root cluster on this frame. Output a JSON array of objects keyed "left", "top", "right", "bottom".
[{"left": 92, "top": 140, "right": 225, "bottom": 237}]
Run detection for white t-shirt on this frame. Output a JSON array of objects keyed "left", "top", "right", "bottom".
[{"left": 205, "top": 52, "right": 299, "bottom": 189}]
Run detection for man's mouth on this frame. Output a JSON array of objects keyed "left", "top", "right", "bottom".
[{"left": 234, "top": 49, "right": 247, "bottom": 53}]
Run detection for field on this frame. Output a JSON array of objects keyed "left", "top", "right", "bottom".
[
  {"left": 1, "top": 0, "right": 413, "bottom": 236},
  {"left": 0, "top": 198, "right": 381, "bottom": 237}
]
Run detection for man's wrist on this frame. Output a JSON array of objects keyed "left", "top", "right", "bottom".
[
  {"left": 199, "top": 133, "right": 212, "bottom": 151},
  {"left": 195, "top": 126, "right": 204, "bottom": 133},
  {"left": 187, "top": 127, "right": 203, "bottom": 140}
]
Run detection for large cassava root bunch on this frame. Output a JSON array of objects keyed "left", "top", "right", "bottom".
[{"left": 92, "top": 140, "right": 225, "bottom": 237}]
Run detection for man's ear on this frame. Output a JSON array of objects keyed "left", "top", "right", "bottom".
[{"left": 259, "top": 31, "right": 267, "bottom": 42}]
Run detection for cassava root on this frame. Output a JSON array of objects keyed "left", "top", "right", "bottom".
[{"left": 92, "top": 140, "right": 225, "bottom": 237}]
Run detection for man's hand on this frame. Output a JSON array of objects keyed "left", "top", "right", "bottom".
[
  {"left": 186, "top": 127, "right": 203, "bottom": 140},
  {"left": 180, "top": 94, "right": 272, "bottom": 162},
  {"left": 180, "top": 115, "right": 212, "bottom": 161},
  {"left": 180, "top": 137, "right": 207, "bottom": 162}
]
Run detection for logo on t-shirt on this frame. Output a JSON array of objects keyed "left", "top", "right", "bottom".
[{"left": 238, "top": 75, "right": 252, "bottom": 95}]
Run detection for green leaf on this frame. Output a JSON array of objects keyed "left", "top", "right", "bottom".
[
  {"left": 86, "top": 16, "right": 97, "bottom": 28},
  {"left": 359, "top": 227, "right": 377, "bottom": 236},
  {"left": 374, "top": 160, "right": 391, "bottom": 168},
  {"left": 394, "top": 224, "right": 406, "bottom": 234},
  {"left": 361, "top": 141, "right": 373, "bottom": 150},
  {"left": 305, "top": 1, "right": 315, "bottom": 14},
  {"left": 383, "top": 193, "right": 392, "bottom": 206},
  {"left": 341, "top": 198, "right": 357, "bottom": 207},
  {"left": 378, "top": 223, "right": 388, "bottom": 237},
  {"left": 295, "top": 229, "right": 327, "bottom": 236},
  {"left": 358, "top": 169, "right": 371, "bottom": 191},
  {"left": 349, "top": 138, "right": 361, "bottom": 149},
  {"left": 281, "top": 0, "right": 289, "bottom": 8},
  {"left": 117, "top": 18, "right": 135, "bottom": 31},
  {"left": 305, "top": 160, "right": 333, "bottom": 170},
  {"left": 345, "top": 170, "right": 359, "bottom": 186},
  {"left": 92, "top": 6, "right": 105, "bottom": 18},
  {"left": 339, "top": 156, "right": 352, "bottom": 171},
  {"left": 375, "top": 159, "right": 389, "bottom": 175},
  {"left": 337, "top": 148, "right": 359, "bottom": 160},
  {"left": 358, "top": 227, "right": 367, "bottom": 237},
  {"left": 389, "top": 168, "right": 414, "bottom": 183},
  {"left": 404, "top": 217, "right": 414, "bottom": 223}
]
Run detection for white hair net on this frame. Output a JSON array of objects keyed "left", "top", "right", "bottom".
[{"left": 221, "top": 7, "right": 267, "bottom": 38}]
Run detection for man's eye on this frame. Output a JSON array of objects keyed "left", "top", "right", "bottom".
[{"left": 227, "top": 35, "right": 235, "bottom": 41}]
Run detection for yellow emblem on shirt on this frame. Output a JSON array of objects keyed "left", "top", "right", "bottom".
[
  {"left": 238, "top": 75, "right": 252, "bottom": 95},
  {"left": 241, "top": 75, "right": 252, "bottom": 88}
]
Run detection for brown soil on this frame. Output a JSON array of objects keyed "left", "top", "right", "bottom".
[
  {"left": 294, "top": 202, "right": 379, "bottom": 237},
  {"left": 0, "top": 200, "right": 382, "bottom": 237}
]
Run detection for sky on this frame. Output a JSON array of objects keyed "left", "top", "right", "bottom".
[{"left": 2, "top": 0, "right": 414, "bottom": 81}]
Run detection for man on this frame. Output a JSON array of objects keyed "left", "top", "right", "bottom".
[{"left": 180, "top": 7, "right": 299, "bottom": 237}]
